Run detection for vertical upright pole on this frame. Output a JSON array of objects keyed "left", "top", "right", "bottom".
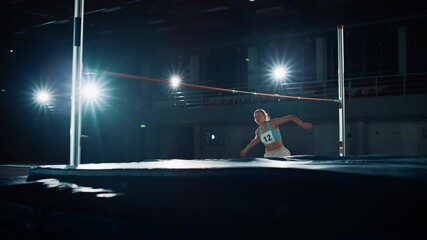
[
  {"left": 70, "top": 0, "right": 84, "bottom": 167},
  {"left": 337, "top": 25, "right": 346, "bottom": 157}
]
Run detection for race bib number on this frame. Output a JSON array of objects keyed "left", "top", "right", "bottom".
[{"left": 260, "top": 130, "right": 276, "bottom": 144}]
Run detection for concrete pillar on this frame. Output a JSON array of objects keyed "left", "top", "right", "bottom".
[
  {"left": 398, "top": 27, "right": 407, "bottom": 76},
  {"left": 247, "top": 46, "right": 260, "bottom": 89},
  {"left": 357, "top": 121, "right": 368, "bottom": 155},
  {"left": 316, "top": 37, "right": 327, "bottom": 82},
  {"left": 189, "top": 54, "right": 200, "bottom": 84},
  {"left": 140, "top": 61, "right": 152, "bottom": 107}
]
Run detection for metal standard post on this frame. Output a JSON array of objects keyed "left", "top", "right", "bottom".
[
  {"left": 70, "top": 0, "right": 84, "bottom": 167},
  {"left": 337, "top": 25, "right": 346, "bottom": 157}
]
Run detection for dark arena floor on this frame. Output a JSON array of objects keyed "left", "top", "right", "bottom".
[{"left": 0, "top": 155, "right": 426, "bottom": 239}]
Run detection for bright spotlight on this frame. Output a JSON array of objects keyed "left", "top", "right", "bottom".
[
  {"left": 271, "top": 65, "right": 289, "bottom": 81},
  {"left": 82, "top": 83, "right": 100, "bottom": 101},
  {"left": 31, "top": 85, "right": 56, "bottom": 110},
  {"left": 37, "top": 91, "right": 50, "bottom": 103},
  {"left": 170, "top": 75, "right": 181, "bottom": 88},
  {"left": 81, "top": 72, "right": 109, "bottom": 108},
  {"left": 34, "top": 90, "right": 52, "bottom": 104}
]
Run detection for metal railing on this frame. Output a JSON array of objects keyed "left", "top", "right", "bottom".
[{"left": 113, "top": 73, "right": 427, "bottom": 110}]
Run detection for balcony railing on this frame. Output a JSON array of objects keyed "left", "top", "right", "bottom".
[{"left": 114, "top": 73, "right": 427, "bottom": 110}]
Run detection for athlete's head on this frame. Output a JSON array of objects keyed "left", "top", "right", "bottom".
[{"left": 254, "top": 109, "right": 270, "bottom": 124}]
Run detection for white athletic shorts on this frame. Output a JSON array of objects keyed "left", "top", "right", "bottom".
[{"left": 264, "top": 146, "right": 291, "bottom": 158}]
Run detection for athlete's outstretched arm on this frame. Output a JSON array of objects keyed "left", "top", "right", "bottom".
[
  {"left": 271, "top": 115, "right": 313, "bottom": 129},
  {"left": 240, "top": 130, "right": 261, "bottom": 157}
]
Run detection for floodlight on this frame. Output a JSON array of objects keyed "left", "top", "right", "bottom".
[
  {"left": 35, "top": 90, "right": 52, "bottom": 104},
  {"left": 170, "top": 75, "right": 181, "bottom": 88},
  {"left": 82, "top": 83, "right": 100, "bottom": 101},
  {"left": 271, "top": 65, "right": 289, "bottom": 81}
]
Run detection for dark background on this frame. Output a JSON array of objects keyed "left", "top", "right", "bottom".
[{"left": 1, "top": 0, "right": 426, "bottom": 163}]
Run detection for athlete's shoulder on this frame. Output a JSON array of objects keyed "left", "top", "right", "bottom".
[
  {"left": 255, "top": 127, "right": 261, "bottom": 135},
  {"left": 267, "top": 120, "right": 279, "bottom": 130}
]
